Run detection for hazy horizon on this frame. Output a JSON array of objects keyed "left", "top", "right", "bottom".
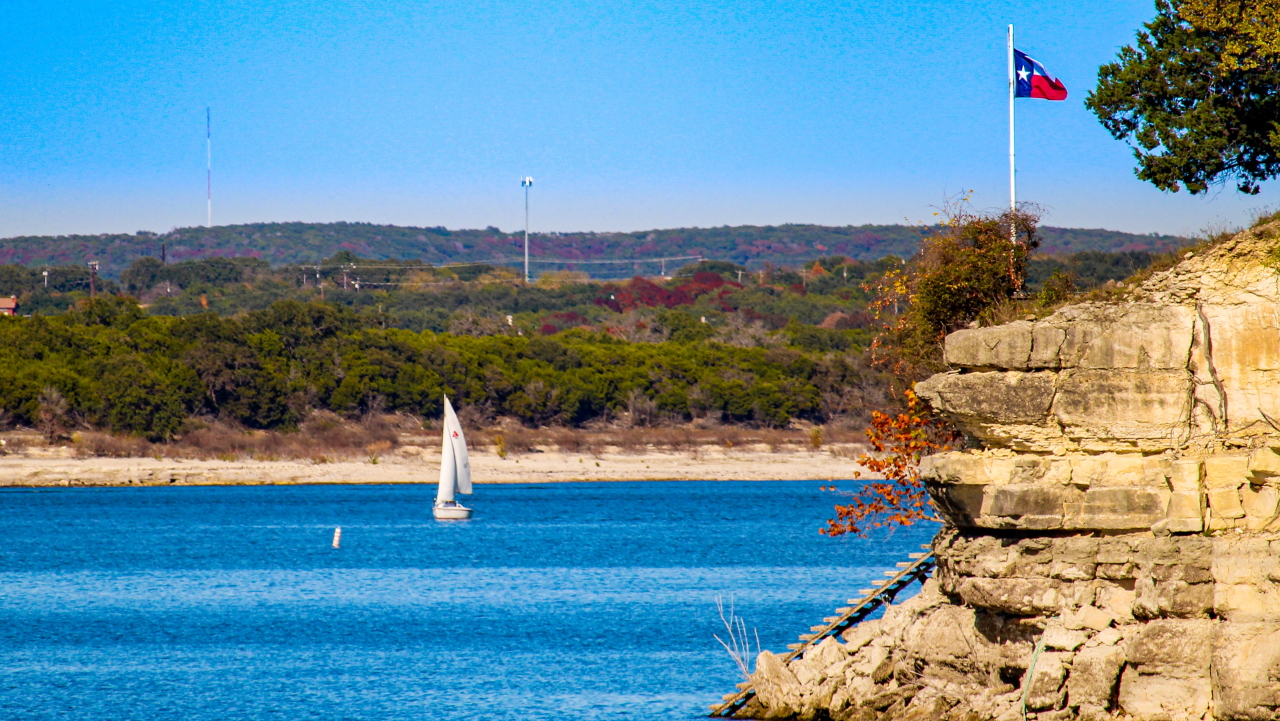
[{"left": 0, "top": 217, "right": 1188, "bottom": 240}]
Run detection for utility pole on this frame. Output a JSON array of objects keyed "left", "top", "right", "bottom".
[
  {"left": 521, "top": 177, "right": 534, "bottom": 283},
  {"left": 88, "top": 261, "right": 98, "bottom": 298}
]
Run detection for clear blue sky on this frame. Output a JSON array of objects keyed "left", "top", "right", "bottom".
[{"left": 0, "top": 0, "right": 1270, "bottom": 238}]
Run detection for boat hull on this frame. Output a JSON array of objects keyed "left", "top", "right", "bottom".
[{"left": 433, "top": 504, "right": 473, "bottom": 520}]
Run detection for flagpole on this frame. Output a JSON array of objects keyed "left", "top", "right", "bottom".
[
  {"left": 1008, "top": 25, "right": 1016, "bottom": 239},
  {"left": 206, "top": 107, "right": 212, "bottom": 228}
]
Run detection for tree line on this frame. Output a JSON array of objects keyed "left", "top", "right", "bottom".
[
  {"left": 0, "top": 221, "right": 1188, "bottom": 279},
  {"left": 0, "top": 297, "right": 890, "bottom": 441}
]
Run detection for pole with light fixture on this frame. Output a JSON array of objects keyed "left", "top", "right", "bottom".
[{"left": 521, "top": 177, "right": 534, "bottom": 283}]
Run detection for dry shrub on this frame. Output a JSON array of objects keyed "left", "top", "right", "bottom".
[
  {"left": 501, "top": 427, "right": 536, "bottom": 454},
  {"left": 366, "top": 440, "right": 392, "bottom": 464},
  {"left": 611, "top": 427, "right": 646, "bottom": 454},
  {"left": 719, "top": 428, "right": 742, "bottom": 451},
  {"left": 0, "top": 435, "right": 35, "bottom": 455},
  {"left": 626, "top": 389, "right": 658, "bottom": 428},
  {"left": 809, "top": 427, "right": 824, "bottom": 450},
  {"left": 75, "top": 432, "right": 155, "bottom": 458},
  {"left": 649, "top": 428, "right": 694, "bottom": 452},
  {"left": 163, "top": 412, "right": 403, "bottom": 460},
  {"left": 303, "top": 411, "right": 397, "bottom": 453},
  {"left": 455, "top": 404, "right": 494, "bottom": 430},
  {"left": 547, "top": 427, "right": 600, "bottom": 456},
  {"left": 38, "top": 387, "right": 70, "bottom": 443}
]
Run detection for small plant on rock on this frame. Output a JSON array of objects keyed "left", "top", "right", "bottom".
[{"left": 713, "top": 595, "right": 760, "bottom": 681}]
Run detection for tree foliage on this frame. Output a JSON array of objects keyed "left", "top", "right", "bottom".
[
  {"left": 1088, "top": 0, "right": 1280, "bottom": 194},
  {"left": 0, "top": 298, "right": 899, "bottom": 441},
  {"left": 821, "top": 207, "right": 1039, "bottom": 537},
  {"left": 866, "top": 207, "right": 1040, "bottom": 381},
  {"left": 821, "top": 391, "right": 957, "bottom": 537},
  {"left": 1179, "top": 0, "right": 1280, "bottom": 70}
]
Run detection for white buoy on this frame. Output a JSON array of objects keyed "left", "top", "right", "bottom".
[{"left": 332, "top": 527, "right": 342, "bottom": 549}]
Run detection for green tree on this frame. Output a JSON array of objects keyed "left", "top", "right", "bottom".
[
  {"left": 1087, "top": 0, "right": 1280, "bottom": 194},
  {"left": 867, "top": 208, "right": 1039, "bottom": 379}
]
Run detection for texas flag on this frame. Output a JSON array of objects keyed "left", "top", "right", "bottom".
[{"left": 1014, "top": 49, "right": 1067, "bottom": 100}]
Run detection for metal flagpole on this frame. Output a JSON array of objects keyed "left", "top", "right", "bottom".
[
  {"left": 206, "top": 107, "right": 212, "bottom": 228},
  {"left": 1008, "top": 25, "right": 1016, "bottom": 241},
  {"left": 521, "top": 177, "right": 533, "bottom": 283}
]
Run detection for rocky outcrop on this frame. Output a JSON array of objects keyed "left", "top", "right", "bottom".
[{"left": 740, "top": 222, "right": 1280, "bottom": 720}]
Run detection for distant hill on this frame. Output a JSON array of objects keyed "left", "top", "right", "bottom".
[{"left": 0, "top": 221, "right": 1191, "bottom": 279}]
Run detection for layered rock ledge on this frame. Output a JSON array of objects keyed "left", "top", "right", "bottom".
[{"left": 739, "top": 223, "right": 1280, "bottom": 720}]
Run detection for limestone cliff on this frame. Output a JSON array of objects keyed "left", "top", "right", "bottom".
[{"left": 739, "top": 222, "right": 1280, "bottom": 721}]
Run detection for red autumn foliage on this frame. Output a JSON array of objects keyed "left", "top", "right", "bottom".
[
  {"left": 821, "top": 390, "right": 958, "bottom": 537},
  {"left": 593, "top": 272, "right": 742, "bottom": 312}
]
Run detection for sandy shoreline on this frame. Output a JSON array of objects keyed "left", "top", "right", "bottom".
[{"left": 0, "top": 444, "right": 871, "bottom": 487}]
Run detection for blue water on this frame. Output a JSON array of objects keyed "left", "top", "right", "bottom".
[{"left": 0, "top": 481, "right": 932, "bottom": 720}]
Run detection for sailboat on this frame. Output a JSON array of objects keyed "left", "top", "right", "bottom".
[{"left": 433, "top": 395, "right": 474, "bottom": 520}]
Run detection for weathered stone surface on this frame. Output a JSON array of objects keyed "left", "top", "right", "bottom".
[
  {"left": 1208, "top": 486, "right": 1247, "bottom": 519},
  {"left": 943, "top": 322, "right": 1033, "bottom": 370},
  {"left": 1206, "top": 455, "right": 1251, "bottom": 489},
  {"left": 1040, "top": 623, "right": 1089, "bottom": 651},
  {"left": 1170, "top": 458, "right": 1204, "bottom": 491},
  {"left": 1024, "top": 650, "right": 1068, "bottom": 710},
  {"left": 985, "top": 484, "right": 1078, "bottom": 529},
  {"left": 752, "top": 650, "right": 799, "bottom": 717},
  {"left": 1052, "top": 369, "right": 1193, "bottom": 449},
  {"left": 1165, "top": 490, "right": 1205, "bottom": 532},
  {"left": 1075, "top": 487, "right": 1167, "bottom": 530},
  {"left": 914, "top": 371, "right": 1056, "bottom": 443},
  {"left": 1251, "top": 446, "right": 1280, "bottom": 478},
  {"left": 1067, "top": 645, "right": 1124, "bottom": 709},
  {"left": 1213, "top": 622, "right": 1280, "bottom": 720},
  {"left": 1124, "top": 618, "right": 1214, "bottom": 675},
  {"left": 1074, "top": 303, "right": 1196, "bottom": 371},
  {"left": 1118, "top": 669, "right": 1212, "bottom": 720},
  {"left": 1030, "top": 323, "right": 1068, "bottom": 368},
  {"left": 1119, "top": 620, "right": 1214, "bottom": 718},
  {"left": 1242, "top": 484, "right": 1280, "bottom": 530},
  {"left": 923, "top": 483, "right": 986, "bottom": 527},
  {"left": 953, "top": 577, "right": 1070, "bottom": 616}
]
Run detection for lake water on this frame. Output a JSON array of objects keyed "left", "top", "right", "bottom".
[{"left": 0, "top": 481, "right": 933, "bottom": 720}]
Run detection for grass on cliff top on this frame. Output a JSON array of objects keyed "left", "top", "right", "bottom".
[{"left": 977, "top": 209, "right": 1280, "bottom": 327}]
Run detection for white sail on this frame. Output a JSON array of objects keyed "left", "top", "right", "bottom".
[
  {"left": 436, "top": 407, "right": 457, "bottom": 504},
  {"left": 444, "top": 396, "right": 472, "bottom": 495}
]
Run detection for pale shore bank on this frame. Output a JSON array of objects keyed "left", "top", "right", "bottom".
[{"left": 0, "top": 443, "right": 871, "bottom": 487}]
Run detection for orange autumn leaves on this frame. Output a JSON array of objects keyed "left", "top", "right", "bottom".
[{"left": 820, "top": 390, "right": 957, "bottom": 537}]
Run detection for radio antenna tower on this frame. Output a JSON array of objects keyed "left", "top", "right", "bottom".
[{"left": 206, "top": 107, "right": 212, "bottom": 228}]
